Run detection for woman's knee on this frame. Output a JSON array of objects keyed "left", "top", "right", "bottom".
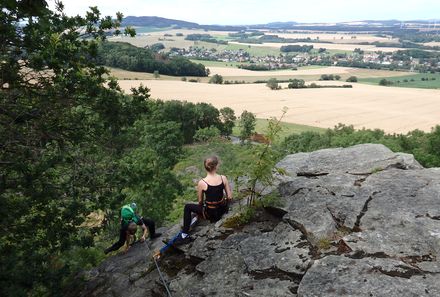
[{"left": 184, "top": 204, "right": 191, "bottom": 212}]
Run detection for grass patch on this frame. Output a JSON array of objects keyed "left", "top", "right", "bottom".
[
  {"left": 190, "top": 59, "right": 250, "bottom": 68},
  {"left": 196, "top": 43, "right": 281, "bottom": 57},
  {"left": 232, "top": 118, "right": 325, "bottom": 142},
  {"left": 222, "top": 206, "right": 256, "bottom": 229},
  {"left": 359, "top": 73, "right": 440, "bottom": 89},
  {"left": 132, "top": 26, "right": 174, "bottom": 33},
  {"left": 317, "top": 237, "right": 332, "bottom": 250}
]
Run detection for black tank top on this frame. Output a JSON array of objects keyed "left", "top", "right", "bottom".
[{"left": 202, "top": 177, "right": 225, "bottom": 203}]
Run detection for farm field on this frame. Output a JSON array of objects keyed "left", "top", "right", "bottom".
[
  {"left": 232, "top": 118, "right": 326, "bottom": 140},
  {"left": 118, "top": 79, "right": 440, "bottom": 134},
  {"left": 229, "top": 41, "right": 404, "bottom": 52},
  {"left": 109, "top": 27, "right": 407, "bottom": 56},
  {"left": 271, "top": 32, "right": 399, "bottom": 44},
  {"left": 109, "top": 66, "right": 411, "bottom": 84},
  {"left": 206, "top": 66, "right": 411, "bottom": 79},
  {"left": 189, "top": 60, "right": 250, "bottom": 68},
  {"left": 423, "top": 42, "right": 440, "bottom": 47},
  {"left": 359, "top": 73, "right": 440, "bottom": 89},
  {"left": 207, "top": 66, "right": 351, "bottom": 77}
]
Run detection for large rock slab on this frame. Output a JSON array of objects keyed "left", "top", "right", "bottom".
[
  {"left": 277, "top": 144, "right": 422, "bottom": 176},
  {"left": 298, "top": 255, "right": 440, "bottom": 297},
  {"left": 70, "top": 144, "right": 439, "bottom": 297}
]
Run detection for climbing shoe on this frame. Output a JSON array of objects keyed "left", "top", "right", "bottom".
[{"left": 173, "top": 234, "right": 193, "bottom": 246}]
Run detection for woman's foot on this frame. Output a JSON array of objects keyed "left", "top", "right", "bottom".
[{"left": 173, "top": 233, "right": 193, "bottom": 246}]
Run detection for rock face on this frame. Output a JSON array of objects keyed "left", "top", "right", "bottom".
[{"left": 70, "top": 144, "right": 440, "bottom": 297}]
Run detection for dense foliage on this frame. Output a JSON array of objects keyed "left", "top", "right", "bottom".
[
  {"left": 185, "top": 33, "right": 228, "bottom": 44},
  {"left": 97, "top": 42, "right": 209, "bottom": 76},
  {"left": 0, "top": 3, "right": 231, "bottom": 296},
  {"left": 281, "top": 124, "right": 440, "bottom": 168},
  {"left": 280, "top": 45, "right": 314, "bottom": 53}
]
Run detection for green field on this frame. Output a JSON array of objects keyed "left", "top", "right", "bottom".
[
  {"left": 233, "top": 118, "right": 325, "bottom": 141},
  {"left": 189, "top": 59, "right": 250, "bottom": 68},
  {"left": 133, "top": 26, "right": 174, "bottom": 33},
  {"left": 359, "top": 73, "right": 440, "bottom": 89},
  {"left": 217, "top": 44, "right": 281, "bottom": 57}
]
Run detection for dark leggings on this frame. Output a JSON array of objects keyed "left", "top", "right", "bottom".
[
  {"left": 106, "top": 224, "right": 129, "bottom": 253},
  {"left": 106, "top": 217, "right": 156, "bottom": 252},
  {"left": 182, "top": 203, "right": 227, "bottom": 233},
  {"left": 142, "top": 218, "right": 156, "bottom": 237}
]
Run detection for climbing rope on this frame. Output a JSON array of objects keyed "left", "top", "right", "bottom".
[{"left": 144, "top": 242, "right": 173, "bottom": 297}]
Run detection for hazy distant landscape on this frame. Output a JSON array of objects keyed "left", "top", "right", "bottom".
[{"left": 104, "top": 16, "right": 440, "bottom": 133}]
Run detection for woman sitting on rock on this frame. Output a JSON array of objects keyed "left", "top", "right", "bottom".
[{"left": 175, "top": 155, "right": 233, "bottom": 245}]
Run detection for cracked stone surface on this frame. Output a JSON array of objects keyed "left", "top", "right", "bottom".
[
  {"left": 69, "top": 144, "right": 440, "bottom": 297},
  {"left": 297, "top": 255, "right": 440, "bottom": 297}
]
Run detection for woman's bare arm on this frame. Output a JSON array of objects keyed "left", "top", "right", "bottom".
[
  {"left": 223, "top": 176, "right": 233, "bottom": 200},
  {"left": 197, "top": 180, "right": 205, "bottom": 205}
]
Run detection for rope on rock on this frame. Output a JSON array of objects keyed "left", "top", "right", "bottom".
[{"left": 144, "top": 242, "right": 173, "bottom": 297}]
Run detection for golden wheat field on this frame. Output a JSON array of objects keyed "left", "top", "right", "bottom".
[
  {"left": 206, "top": 66, "right": 411, "bottom": 78},
  {"left": 229, "top": 41, "right": 404, "bottom": 52},
  {"left": 118, "top": 79, "right": 440, "bottom": 134},
  {"left": 271, "top": 32, "right": 399, "bottom": 44}
]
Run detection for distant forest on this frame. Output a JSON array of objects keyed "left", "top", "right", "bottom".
[{"left": 97, "top": 42, "right": 209, "bottom": 76}]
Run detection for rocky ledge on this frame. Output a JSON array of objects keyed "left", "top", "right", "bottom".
[{"left": 70, "top": 144, "right": 440, "bottom": 297}]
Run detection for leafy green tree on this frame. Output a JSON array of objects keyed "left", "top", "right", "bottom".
[
  {"left": 266, "top": 78, "right": 280, "bottom": 90},
  {"left": 194, "top": 102, "right": 222, "bottom": 132},
  {"left": 209, "top": 74, "right": 224, "bottom": 84},
  {"left": 150, "top": 42, "right": 165, "bottom": 52},
  {"left": 120, "top": 120, "right": 183, "bottom": 222},
  {"left": 97, "top": 42, "right": 209, "bottom": 76},
  {"left": 346, "top": 76, "right": 358, "bottom": 82},
  {"left": 288, "top": 79, "right": 306, "bottom": 89},
  {"left": 246, "top": 108, "right": 287, "bottom": 205},
  {"left": 0, "top": 3, "right": 159, "bottom": 296},
  {"left": 379, "top": 79, "right": 393, "bottom": 86},
  {"left": 219, "top": 107, "right": 236, "bottom": 136},
  {"left": 194, "top": 126, "right": 221, "bottom": 142},
  {"left": 239, "top": 110, "right": 257, "bottom": 143}
]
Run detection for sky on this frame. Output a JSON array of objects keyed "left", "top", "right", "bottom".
[{"left": 54, "top": 0, "right": 440, "bottom": 25}]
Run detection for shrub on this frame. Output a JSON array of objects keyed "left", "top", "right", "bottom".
[
  {"left": 222, "top": 206, "right": 255, "bottom": 228},
  {"left": 193, "top": 126, "right": 221, "bottom": 142},
  {"left": 346, "top": 76, "right": 358, "bottom": 82},
  {"left": 379, "top": 79, "right": 393, "bottom": 86},
  {"left": 266, "top": 78, "right": 280, "bottom": 90},
  {"left": 209, "top": 74, "right": 223, "bottom": 84},
  {"left": 288, "top": 79, "right": 306, "bottom": 89}
]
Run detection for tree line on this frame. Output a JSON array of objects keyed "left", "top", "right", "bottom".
[
  {"left": 281, "top": 124, "right": 440, "bottom": 168},
  {"left": 97, "top": 41, "right": 209, "bottom": 76}
]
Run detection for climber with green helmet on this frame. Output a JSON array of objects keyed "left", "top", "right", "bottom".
[{"left": 104, "top": 202, "right": 161, "bottom": 254}]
